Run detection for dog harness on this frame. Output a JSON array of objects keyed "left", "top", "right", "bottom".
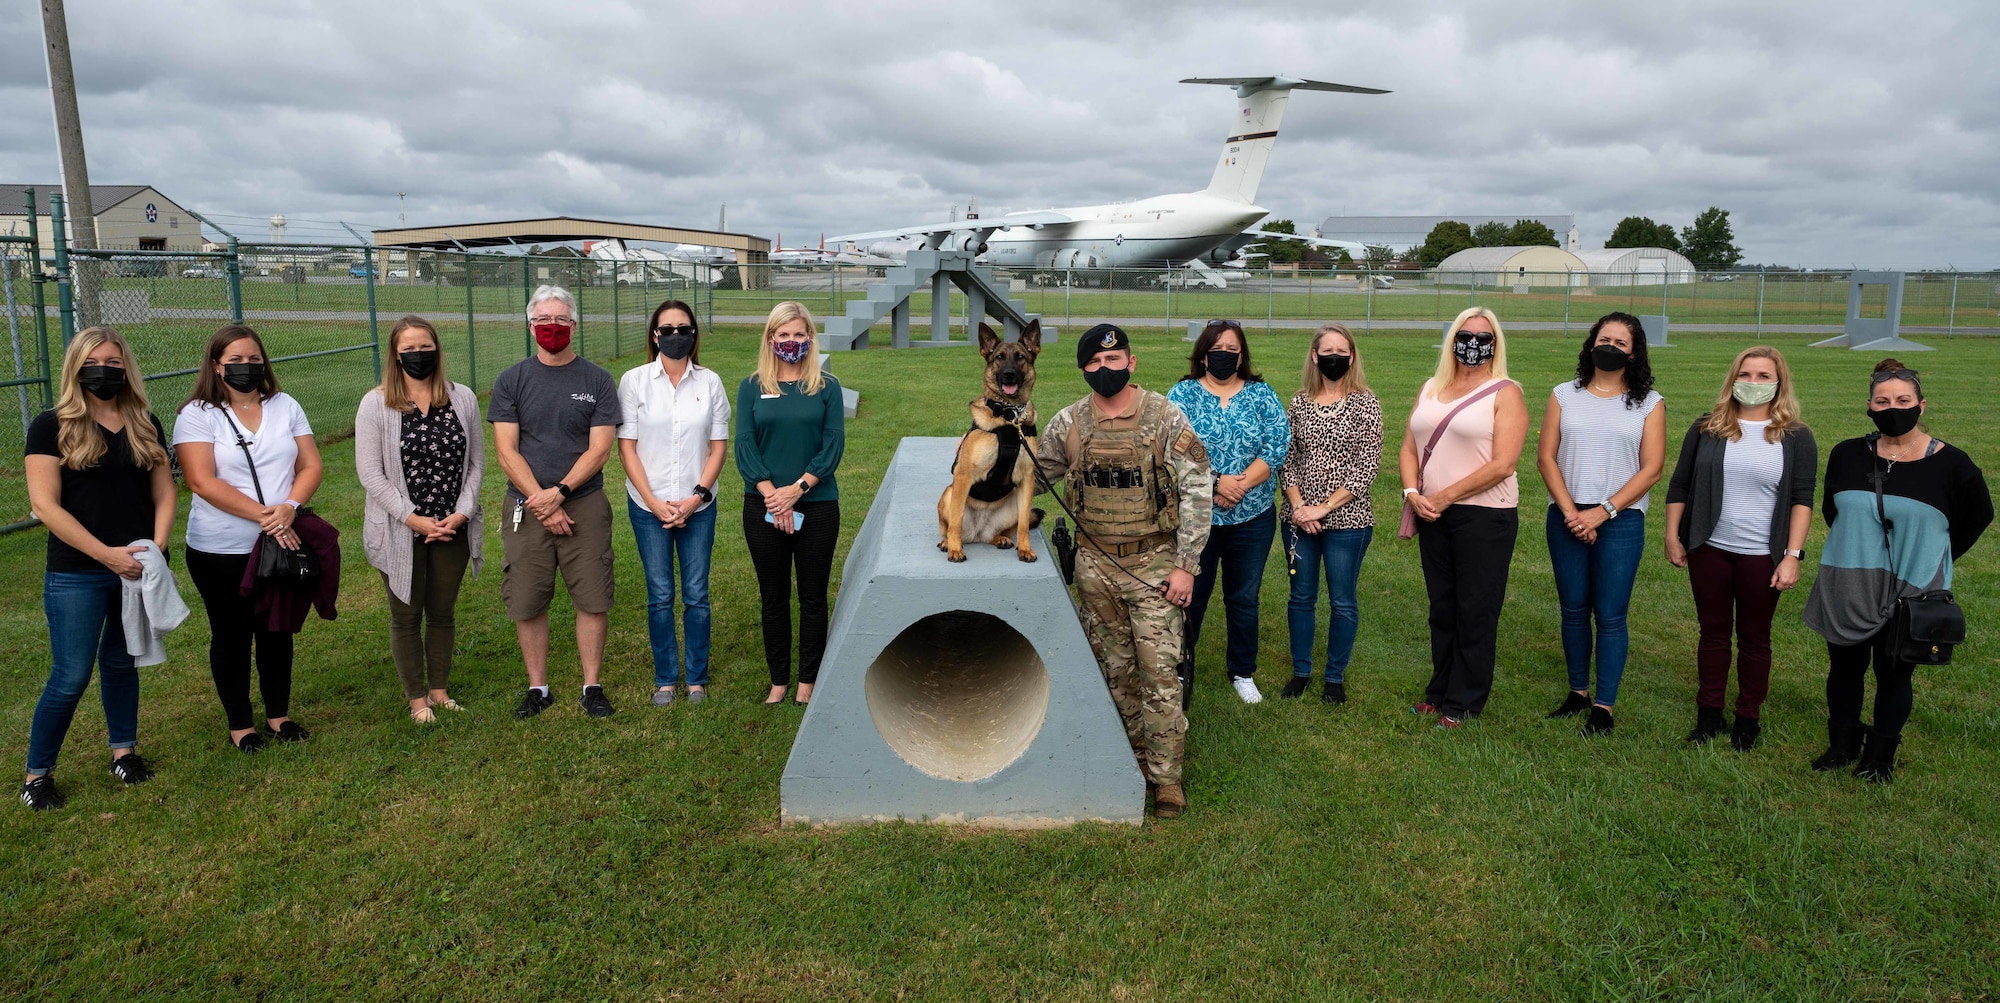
[{"left": 964, "top": 400, "right": 1037, "bottom": 503}]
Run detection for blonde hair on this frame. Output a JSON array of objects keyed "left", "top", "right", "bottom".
[
  {"left": 1699, "top": 345, "right": 1802, "bottom": 443},
  {"left": 54, "top": 326, "right": 169, "bottom": 471},
  {"left": 380, "top": 315, "right": 450, "bottom": 413},
  {"left": 756, "top": 301, "right": 825, "bottom": 397},
  {"left": 1428, "top": 307, "right": 1510, "bottom": 396},
  {"left": 1300, "top": 322, "right": 1370, "bottom": 398}
]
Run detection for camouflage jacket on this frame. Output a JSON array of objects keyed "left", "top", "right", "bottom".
[{"left": 1035, "top": 387, "right": 1213, "bottom": 574}]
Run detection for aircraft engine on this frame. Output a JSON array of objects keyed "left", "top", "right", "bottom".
[
  {"left": 937, "top": 232, "right": 988, "bottom": 254},
  {"left": 1205, "top": 244, "right": 1248, "bottom": 266}
]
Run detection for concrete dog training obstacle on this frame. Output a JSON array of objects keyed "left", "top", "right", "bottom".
[{"left": 780, "top": 436, "right": 1146, "bottom": 827}]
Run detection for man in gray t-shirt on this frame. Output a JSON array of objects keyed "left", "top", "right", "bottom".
[{"left": 489, "top": 285, "right": 622, "bottom": 721}]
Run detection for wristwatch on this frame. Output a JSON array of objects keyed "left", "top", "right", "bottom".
[
  {"left": 795, "top": 476, "right": 811, "bottom": 493},
  {"left": 1784, "top": 548, "right": 1806, "bottom": 560},
  {"left": 1600, "top": 501, "right": 1618, "bottom": 519},
  {"left": 692, "top": 483, "right": 714, "bottom": 503},
  {"left": 555, "top": 482, "right": 573, "bottom": 498}
]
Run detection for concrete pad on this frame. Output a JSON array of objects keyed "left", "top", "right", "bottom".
[{"left": 780, "top": 437, "right": 1145, "bottom": 828}]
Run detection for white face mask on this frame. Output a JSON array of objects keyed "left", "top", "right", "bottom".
[{"left": 1732, "top": 380, "right": 1777, "bottom": 407}]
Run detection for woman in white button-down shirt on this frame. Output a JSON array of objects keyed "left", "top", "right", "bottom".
[{"left": 618, "top": 300, "right": 730, "bottom": 706}]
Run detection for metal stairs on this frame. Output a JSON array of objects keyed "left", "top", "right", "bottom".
[{"left": 820, "top": 249, "right": 1049, "bottom": 351}]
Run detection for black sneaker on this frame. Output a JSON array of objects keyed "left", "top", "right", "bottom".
[
  {"left": 580, "top": 685, "right": 616, "bottom": 718},
  {"left": 20, "top": 776, "right": 64, "bottom": 811},
  {"left": 1582, "top": 706, "right": 1615, "bottom": 736},
  {"left": 1279, "top": 676, "right": 1310, "bottom": 699},
  {"left": 233, "top": 732, "right": 267, "bottom": 754},
  {"left": 261, "top": 720, "right": 310, "bottom": 743},
  {"left": 514, "top": 688, "right": 554, "bottom": 720},
  {"left": 1546, "top": 691, "right": 1592, "bottom": 719},
  {"left": 1322, "top": 681, "right": 1347, "bottom": 704},
  {"left": 109, "top": 753, "right": 155, "bottom": 785}
]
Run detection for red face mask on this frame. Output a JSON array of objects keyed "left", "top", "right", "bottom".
[{"left": 533, "top": 322, "right": 572, "bottom": 354}]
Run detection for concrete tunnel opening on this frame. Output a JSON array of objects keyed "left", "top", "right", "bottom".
[{"left": 864, "top": 610, "right": 1052, "bottom": 782}]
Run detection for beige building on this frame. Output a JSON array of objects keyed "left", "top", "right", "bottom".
[
  {"left": 0, "top": 184, "right": 208, "bottom": 254},
  {"left": 1435, "top": 245, "right": 1590, "bottom": 289}
]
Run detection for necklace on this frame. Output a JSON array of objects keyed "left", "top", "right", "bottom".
[{"left": 1587, "top": 381, "right": 1623, "bottom": 396}]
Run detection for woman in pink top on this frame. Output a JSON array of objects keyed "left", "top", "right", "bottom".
[{"left": 1399, "top": 307, "right": 1528, "bottom": 727}]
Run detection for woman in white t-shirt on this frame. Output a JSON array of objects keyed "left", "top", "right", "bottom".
[
  {"left": 618, "top": 300, "right": 729, "bottom": 707},
  {"left": 1534, "top": 313, "right": 1666, "bottom": 737},
  {"left": 171, "top": 325, "right": 324, "bottom": 753}
]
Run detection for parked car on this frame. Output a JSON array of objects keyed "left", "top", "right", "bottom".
[
  {"left": 348, "top": 263, "right": 370, "bottom": 278},
  {"left": 386, "top": 268, "right": 409, "bottom": 279},
  {"left": 183, "top": 266, "right": 224, "bottom": 279}
]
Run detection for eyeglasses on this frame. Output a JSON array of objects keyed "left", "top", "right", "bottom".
[
  {"left": 1204, "top": 319, "right": 1243, "bottom": 332},
  {"left": 530, "top": 316, "right": 575, "bottom": 329},
  {"left": 1454, "top": 331, "right": 1496, "bottom": 346},
  {"left": 1870, "top": 368, "right": 1919, "bottom": 384},
  {"left": 653, "top": 324, "right": 697, "bottom": 337}
]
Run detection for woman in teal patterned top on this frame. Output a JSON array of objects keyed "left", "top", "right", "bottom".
[{"left": 1168, "top": 320, "right": 1292, "bottom": 705}]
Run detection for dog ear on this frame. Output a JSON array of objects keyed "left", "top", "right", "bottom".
[
  {"left": 978, "top": 323, "right": 1002, "bottom": 357},
  {"left": 1018, "top": 319, "right": 1041, "bottom": 358}
]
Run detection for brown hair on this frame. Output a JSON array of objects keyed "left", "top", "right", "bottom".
[
  {"left": 1299, "top": 322, "right": 1370, "bottom": 398},
  {"left": 1870, "top": 357, "right": 1923, "bottom": 399},
  {"left": 54, "top": 326, "right": 169, "bottom": 471},
  {"left": 380, "top": 315, "right": 449, "bottom": 413},
  {"left": 645, "top": 299, "right": 700, "bottom": 364},
  {"left": 1698, "top": 345, "right": 1803, "bottom": 443},
  {"left": 1183, "top": 319, "right": 1264, "bottom": 382},
  {"left": 184, "top": 324, "right": 279, "bottom": 409}
]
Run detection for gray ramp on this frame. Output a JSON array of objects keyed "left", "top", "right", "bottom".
[{"left": 780, "top": 436, "right": 1145, "bottom": 827}]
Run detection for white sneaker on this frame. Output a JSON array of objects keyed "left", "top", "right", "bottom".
[{"left": 1231, "top": 677, "right": 1263, "bottom": 704}]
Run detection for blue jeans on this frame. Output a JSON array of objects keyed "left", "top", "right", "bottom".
[
  {"left": 1545, "top": 505, "right": 1646, "bottom": 706},
  {"left": 629, "top": 497, "right": 716, "bottom": 687},
  {"left": 1283, "top": 524, "right": 1373, "bottom": 683},
  {"left": 28, "top": 570, "right": 139, "bottom": 775},
  {"left": 1186, "top": 505, "right": 1278, "bottom": 680}
]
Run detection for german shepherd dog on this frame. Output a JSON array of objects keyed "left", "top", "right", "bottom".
[{"left": 938, "top": 319, "right": 1043, "bottom": 562}]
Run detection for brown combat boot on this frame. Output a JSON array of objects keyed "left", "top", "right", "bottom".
[{"left": 1153, "top": 783, "right": 1185, "bottom": 818}]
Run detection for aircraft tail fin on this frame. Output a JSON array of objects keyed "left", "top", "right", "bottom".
[{"left": 1183, "top": 77, "right": 1388, "bottom": 205}]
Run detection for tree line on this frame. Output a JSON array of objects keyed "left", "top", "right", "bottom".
[{"left": 1257, "top": 207, "right": 1743, "bottom": 272}]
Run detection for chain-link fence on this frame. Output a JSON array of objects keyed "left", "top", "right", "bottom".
[
  {"left": 720, "top": 263, "right": 2000, "bottom": 338},
  {"left": 0, "top": 234, "right": 53, "bottom": 529}
]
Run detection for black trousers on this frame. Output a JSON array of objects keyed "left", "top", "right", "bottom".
[
  {"left": 1417, "top": 505, "right": 1518, "bottom": 719},
  {"left": 742, "top": 496, "right": 840, "bottom": 686},
  {"left": 186, "top": 547, "right": 294, "bottom": 731},
  {"left": 1827, "top": 626, "right": 1917, "bottom": 737}
]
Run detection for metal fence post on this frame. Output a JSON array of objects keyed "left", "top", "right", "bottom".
[
  {"left": 341, "top": 223, "right": 382, "bottom": 377},
  {"left": 1563, "top": 271, "right": 1572, "bottom": 336},
  {"left": 1755, "top": 268, "right": 1765, "bottom": 337},
  {"left": 1064, "top": 269, "right": 1072, "bottom": 330},
  {"left": 1947, "top": 272, "right": 1959, "bottom": 338},
  {"left": 1364, "top": 270, "right": 1373, "bottom": 335},
  {"left": 1164, "top": 265, "right": 1173, "bottom": 334},
  {"left": 49, "top": 193, "right": 75, "bottom": 347},
  {"left": 522, "top": 255, "right": 532, "bottom": 359},
  {"left": 464, "top": 251, "right": 477, "bottom": 389},
  {"left": 612, "top": 266, "right": 621, "bottom": 358}
]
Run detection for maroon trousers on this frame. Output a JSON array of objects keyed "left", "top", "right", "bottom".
[{"left": 1687, "top": 545, "right": 1781, "bottom": 719}]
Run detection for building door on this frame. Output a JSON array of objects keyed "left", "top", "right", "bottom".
[{"left": 139, "top": 238, "right": 165, "bottom": 251}]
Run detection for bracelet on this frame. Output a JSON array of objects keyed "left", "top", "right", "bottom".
[{"left": 1402, "top": 488, "right": 1419, "bottom": 497}]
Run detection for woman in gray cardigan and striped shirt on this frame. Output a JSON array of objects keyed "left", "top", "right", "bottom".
[
  {"left": 355, "top": 316, "right": 486, "bottom": 724},
  {"left": 1662, "top": 346, "right": 1815, "bottom": 752}
]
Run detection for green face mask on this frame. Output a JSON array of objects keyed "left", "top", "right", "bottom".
[{"left": 1732, "top": 380, "right": 1778, "bottom": 407}]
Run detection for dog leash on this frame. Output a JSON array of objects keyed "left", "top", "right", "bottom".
[{"left": 993, "top": 409, "right": 1176, "bottom": 597}]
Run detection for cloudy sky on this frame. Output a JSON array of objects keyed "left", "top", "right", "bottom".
[{"left": 3, "top": 1, "right": 1995, "bottom": 266}]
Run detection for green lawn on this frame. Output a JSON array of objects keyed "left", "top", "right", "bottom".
[{"left": 2, "top": 326, "right": 1997, "bottom": 999}]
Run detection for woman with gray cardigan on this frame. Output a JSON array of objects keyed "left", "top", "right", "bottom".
[
  {"left": 1663, "top": 346, "right": 1815, "bottom": 752},
  {"left": 355, "top": 315, "right": 485, "bottom": 724}
]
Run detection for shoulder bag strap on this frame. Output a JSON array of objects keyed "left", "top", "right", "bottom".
[
  {"left": 216, "top": 406, "right": 267, "bottom": 506},
  {"left": 1416, "top": 379, "right": 1508, "bottom": 491},
  {"left": 1868, "top": 434, "right": 1899, "bottom": 615}
]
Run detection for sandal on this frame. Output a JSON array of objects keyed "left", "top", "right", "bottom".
[{"left": 411, "top": 705, "right": 437, "bottom": 724}]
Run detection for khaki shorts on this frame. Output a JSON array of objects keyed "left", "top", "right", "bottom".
[{"left": 501, "top": 488, "right": 615, "bottom": 620}]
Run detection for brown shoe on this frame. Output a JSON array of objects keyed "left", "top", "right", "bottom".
[{"left": 1153, "top": 783, "right": 1185, "bottom": 819}]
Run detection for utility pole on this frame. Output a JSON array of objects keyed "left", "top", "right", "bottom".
[{"left": 41, "top": 0, "right": 97, "bottom": 326}]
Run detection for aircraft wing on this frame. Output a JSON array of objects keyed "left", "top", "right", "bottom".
[
  {"left": 1181, "top": 77, "right": 1391, "bottom": 95},
  {"left": 1246, "top": 227, "right": 1372, "bottom": 253},
  {"left": 827, "top": 209, "right": 1078, "bottom": 245}
]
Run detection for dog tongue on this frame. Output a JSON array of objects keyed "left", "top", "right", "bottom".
[{"left": 1001, "top": 383, "right": 1019, "bottom": 395}]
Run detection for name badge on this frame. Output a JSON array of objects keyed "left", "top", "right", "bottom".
[{"left": 761, "top": 393, "right": 782, "bottom": 399}]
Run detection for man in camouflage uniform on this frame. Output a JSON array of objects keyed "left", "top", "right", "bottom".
[{"left": 1036, "top": 323, "right": 1212, "bottom": 818}]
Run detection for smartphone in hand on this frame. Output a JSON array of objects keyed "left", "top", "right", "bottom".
[{"left": 763, "top": 510, "right": 805, "bottom": 531}]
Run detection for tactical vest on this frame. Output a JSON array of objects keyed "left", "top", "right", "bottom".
[{"left": 1065, "top": 391, "right": 1179, "bottom": 542}]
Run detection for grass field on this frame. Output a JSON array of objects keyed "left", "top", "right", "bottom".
[{"left": 2, "top": 325, "right": 1997, "bottom": 999}]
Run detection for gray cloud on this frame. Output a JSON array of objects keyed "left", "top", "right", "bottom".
[{"left": 0, "top": 0, "right": 1993, "bottom": 265}]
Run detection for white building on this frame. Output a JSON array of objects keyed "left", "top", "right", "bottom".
[
  {"left": 1573, "top": 247, "right": 1697, "bottom": 287},
  {"left": 0, "top": 184, "right": 208, "bottom": 253}
]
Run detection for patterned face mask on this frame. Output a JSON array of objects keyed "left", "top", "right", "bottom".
[
  {"left": 773, "top": 338, "right": 811, "bottom": 364},
  {"left": 1452, "top": 332, "right": 1495, "bottom": 367}
]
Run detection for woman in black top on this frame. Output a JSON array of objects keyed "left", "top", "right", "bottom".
[
  {"left": 20, "top": 327, "right": 176, "bottom": 811},
  {"left": 1803, "top": 359, "right": 1992, "bottom": 782}
]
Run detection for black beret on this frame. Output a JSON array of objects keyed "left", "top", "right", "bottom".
[{"left": 1077, "top": 323, "right": 1129, "bottom": 367}]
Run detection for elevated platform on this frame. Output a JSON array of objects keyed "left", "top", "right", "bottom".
[{"left": 780, "top": 437, "right": 1144, "bottom": 827}]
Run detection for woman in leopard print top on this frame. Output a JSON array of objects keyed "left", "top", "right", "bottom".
[{"left": 1278, "top": 323, "right": 1383, "bottom": 702}]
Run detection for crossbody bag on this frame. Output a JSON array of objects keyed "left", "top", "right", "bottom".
[
  {"left": 1400, "top": 380, "right": 1508, "bottom": 540},
  {"left": 218, "top": 406, "right": 322, "bottom": 590},
  {"left": 1869, "top": 434, "right": 1963, "bottom": 665}
]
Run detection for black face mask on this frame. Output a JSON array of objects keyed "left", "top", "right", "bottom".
[
  {"left": 77, "top": 365, "right": 127, "bottom": 401},
  {"left": 397, "top": 350, "right": 439, "bottom": 381},
  {"left": 1590, "top": 344, "right": 1630, "bottom": 373},
  {"left": 221, "top": 362, "right": 265, "bottom": 393},
  {"left": 1204, "top": 350, "right": 1240, "bottom": 381},
  {"left": 1315, "top": 353, "right": 1351, "bottom": 384},
  {"left": 1452, "top": 335, "right": 1495, "bottom": 368},
  {"left": 1869, "top": 405, "right": 1922, "bottom": 438},
  {"left": 656, "top": 332, "right": 696, "bottom": 360},
  {"left": 1083, "top": 365, "right": 1130, "bottom": 399}
]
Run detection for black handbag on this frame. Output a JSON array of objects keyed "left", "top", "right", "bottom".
[
  {"left": 1870, "top": 435, "right": 1963, "bottom": 666},
  {"left": 219, "top": 407, "right": 321, "bottom": 590}
]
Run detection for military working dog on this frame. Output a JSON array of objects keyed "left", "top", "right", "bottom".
[{"left": 938, "top": 320, "right": 1044, "bottom": 562}]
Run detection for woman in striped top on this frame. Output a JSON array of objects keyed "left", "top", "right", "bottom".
[
  {"left": 1278, "top": 323, "right": 1382, "bottom": 703},
  {"left": 1662, "top": 347, "right": 1816, "bottom": 753},
  {"left": 1534, "top": 313, "right": 1666, "bottom": 736}
]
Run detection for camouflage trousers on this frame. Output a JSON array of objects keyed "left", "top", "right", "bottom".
[{"left": 1075, "top": 542, "right": 1188, "bottom": 786}]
